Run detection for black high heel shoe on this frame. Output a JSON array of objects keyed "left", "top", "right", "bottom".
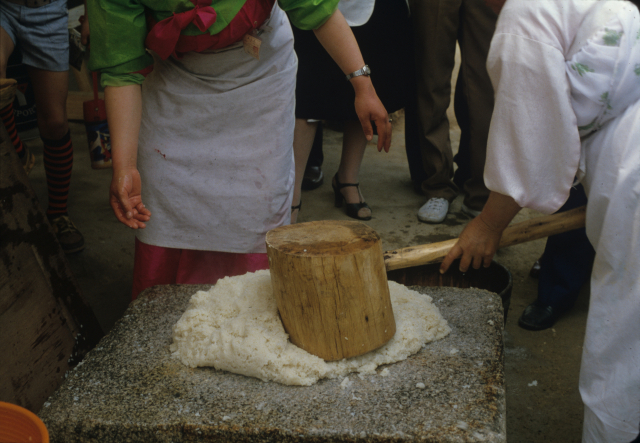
[{"left": 332, "top": 174, "right": 372, "bottom": 221}]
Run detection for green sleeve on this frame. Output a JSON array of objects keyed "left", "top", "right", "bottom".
[
  {"left": 87, "top": 0, "right": 153, "bottom": 86},
  {"left": 279, "top": 0, "right": 339, "bottom": 30},
  {"left": 100, "top": 69, "right": 147, "bottom": 88}
]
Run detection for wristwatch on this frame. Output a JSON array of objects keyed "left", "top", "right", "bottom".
[{"left": 345, "top": 65, "right": 371, "bottom": 81}]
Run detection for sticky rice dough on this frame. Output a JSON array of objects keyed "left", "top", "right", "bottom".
[{"left": 170, "top": 270, "right": 450, "bottom": 386}]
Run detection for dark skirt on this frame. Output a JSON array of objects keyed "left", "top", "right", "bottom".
[{"left": 293, "top": 0, "right": 414, "bottom": 121}]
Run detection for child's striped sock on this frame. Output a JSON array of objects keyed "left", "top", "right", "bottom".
[
  {"left": 1, "top": 102, "right": 26, "bottom": 159},
  {"left": 42, "top": 130, "right": 73, "bottom": 219}
]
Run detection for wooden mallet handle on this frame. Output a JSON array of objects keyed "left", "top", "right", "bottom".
[{"left": 383, "top": 206, "right": 586, "bottom": 272}]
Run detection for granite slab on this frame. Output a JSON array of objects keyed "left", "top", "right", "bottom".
[{"left": 39, "top": 284, "right": 505, "bottom": 442}]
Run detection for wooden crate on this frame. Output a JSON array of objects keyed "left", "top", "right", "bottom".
[{"left": 0, "top": 127, "right": 103, "bottom": 413}]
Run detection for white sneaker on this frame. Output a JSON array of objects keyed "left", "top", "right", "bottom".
[
  {"left": 461, "top": 203, "right": 482, "bottom": 218},
  {"left": 417, "top": 198, "right": 449, "bottom": 223}
]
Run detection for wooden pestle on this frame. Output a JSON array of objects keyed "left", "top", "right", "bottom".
[{"left": 384, "top": 205, "right": 587, "bottom": 271}]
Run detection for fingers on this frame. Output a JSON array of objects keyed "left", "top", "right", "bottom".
[
  {"left": 440, "top": 245, "right": 494, "bottom": 274},
  {"left": 375, "top": 117, "right": 392, "bottom": 152},
  {"left": 133, "top": 205, "right": 151, "bottom": 220},
  {"left": 110, "top": 196, "right": 149, "bottom": 229},
  {"left": 360, "top": 117, "right": 374, "bottom": 142},
  {"left": 131, "top": 203, "right": 151, "bottom": 222},
  {"left": 440, "top": 244, "right": 462, "bottom": 274},
  {"left": 458, "top": 253, "right": 472, "bottom": 273},
  {"left": 119, "top": 192, "right": 134, "bottom": 220},
  {"left": 110, "top": 197, "right": 136, "bottom": 228},
  {"left": 472, "top": 254, "right": 484, "bottom": 270}
]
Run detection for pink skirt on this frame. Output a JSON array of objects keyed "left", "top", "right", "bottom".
[{"left": 132, "top": 238, "right": 269, "bottom": 299}]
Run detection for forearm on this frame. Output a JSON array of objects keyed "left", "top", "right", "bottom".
[
  {"left": 104, "top": 84, "right": 142, "bottom": 170},
  {"left": 478, "top": 191, "right": 522, "bottom": 234},
  {"left": 313, "top": 9, "right": 363, "bottom": 75},
  {"left": 312, "top": 9, "right": 372, "bottom": 94}
]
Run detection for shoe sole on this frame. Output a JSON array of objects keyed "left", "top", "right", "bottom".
[
  {"left": 461, "top": 205, "right": 482, "bottom": 218},
  {"left": 301, "top": 177, "right": 324, "bottom": 191},
  {"left": 62, "top": 244, "right": 85, "bottom": 254},
  {"left": 417, "top": 214, "right": 447, "bottom": 224},
  {"left": 517, "top": 317, "right": 555, "bottom": 331}
]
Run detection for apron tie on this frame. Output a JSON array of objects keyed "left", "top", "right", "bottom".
[{"left": 146, "top": 0, "right": 217, "bottom": 60}]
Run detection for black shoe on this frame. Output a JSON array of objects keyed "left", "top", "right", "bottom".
[
  {"left": 49, "top": 215, "right": 85, "bottom": 254},
  {"left": 331, "top": 173, "right": 372, "bottom": 221},
  {"left": 518, "top": 301, "right": 561, "bottom": 331},
  {"left": 301, "top": 166, "right": 324, "bottom": 191}
]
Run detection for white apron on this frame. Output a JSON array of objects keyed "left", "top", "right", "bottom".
[
  {"left": 136, "top": 2, "right": 296, "bottom": 254},
  {"left": 486, "top": 1, "right": 640, "bottom": 441}
]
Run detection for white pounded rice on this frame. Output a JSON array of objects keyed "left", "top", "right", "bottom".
[{"left": 170, "top": 270, "right": 450, "bottom": 386}]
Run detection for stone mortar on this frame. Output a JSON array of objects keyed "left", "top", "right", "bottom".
[{"left": 40, "top": 284, "right": 506, "bottom": 442}]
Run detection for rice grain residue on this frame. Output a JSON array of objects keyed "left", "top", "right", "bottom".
[{"left": 170, "top": 270, "right": 450, "bottom": 386}]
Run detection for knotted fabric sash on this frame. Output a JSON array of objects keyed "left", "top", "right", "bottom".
[
  {"left": 146, "top": 0, "right": 217, "bottom": 60},
  {"left": 146, "top": 0, "right": 275, "bottom": 60}
]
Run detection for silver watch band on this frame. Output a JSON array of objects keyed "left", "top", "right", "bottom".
[{"left": 345, "top": 65, "right": 371, "bottom": 81}]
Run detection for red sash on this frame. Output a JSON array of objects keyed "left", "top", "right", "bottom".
[{"left": 146, "top": 0, "right": 276, "bottom": 60}]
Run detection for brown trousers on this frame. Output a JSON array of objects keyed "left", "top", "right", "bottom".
[{"left": 409, "top": 0, "right": 496, "bottom": 210}]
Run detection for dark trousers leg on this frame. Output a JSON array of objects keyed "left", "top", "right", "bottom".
[
  {"left": 409, "top": 0, "right": 461, "bottom": 202},
  {"left": 538, "top": 184, "right": 595, "bottom": 312},
  {"left": 405, "top": 93, "right": 428, "bottom": 190},
  {"left": 455, "top": 0, "right": 496, "bottom": 211},
  {"left": 452, "top": 73, "right": 471, "bottom": 188}
]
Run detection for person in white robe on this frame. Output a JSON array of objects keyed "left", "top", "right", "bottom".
[{"left": 440, "top": 0, "right": 640, "bottom": 441}]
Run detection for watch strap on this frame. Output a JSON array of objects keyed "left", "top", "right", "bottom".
[{"left": 345, "top": 65, "right": 371, "bottom": 81}]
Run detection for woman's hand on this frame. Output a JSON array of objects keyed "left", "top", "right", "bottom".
[
  {"left": 109, "top": 166, "right": 151, "bottom": 229},
  {"left": 351, "top": 76, "right": 392, "bottom": 152}
]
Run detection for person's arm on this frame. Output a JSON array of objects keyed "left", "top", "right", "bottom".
[
  {"left": 440, "top": 191, "right": 522, "bottom": 273},
  {"left": 312, "top": 9, "right": 391, "bottom": 152},
  {"left": 104, "top": 84, "right": 150, "bottom": 229},
  {"left": 80, "top": 0, "right": 90, "bottom": 46}
]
